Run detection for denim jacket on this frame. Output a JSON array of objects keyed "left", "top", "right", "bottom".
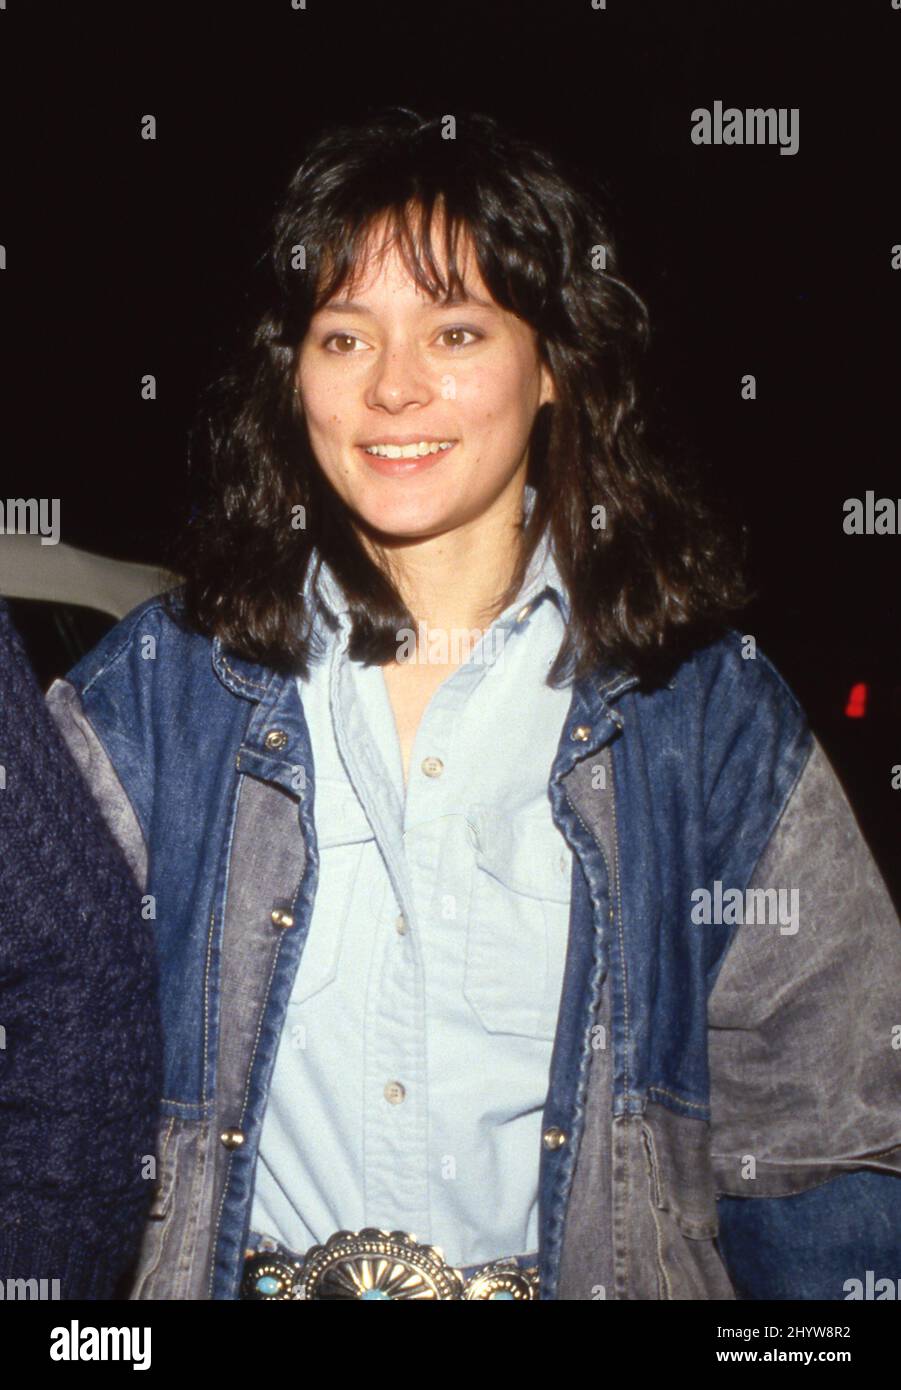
[{"left": 45, "top": 592, "right": 901, "bottom": 1300}]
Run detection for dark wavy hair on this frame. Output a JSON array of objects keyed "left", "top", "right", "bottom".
[{"left": 162, "top": 106, "right": 751, "bottom": 688}]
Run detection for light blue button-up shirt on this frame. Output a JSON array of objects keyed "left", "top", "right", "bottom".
[{"left": 250, "top": 487, "right": 576, "bottom": 1268}]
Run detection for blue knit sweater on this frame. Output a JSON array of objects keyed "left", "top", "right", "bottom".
[{"left": 0, "top": 598, "right": 162, "bottom": 1299}]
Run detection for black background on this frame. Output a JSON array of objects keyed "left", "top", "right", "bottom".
[{"left": 1, "top": 0, "right": 899, "bottom": 900}]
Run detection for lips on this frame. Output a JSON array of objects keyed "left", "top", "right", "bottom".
[{"left": 356, "top": 441, "right": 457, "bottom": 477}]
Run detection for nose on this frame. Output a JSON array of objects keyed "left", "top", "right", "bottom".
[{"left": 365, "top": 338, "right": 432, "bottom": 413}]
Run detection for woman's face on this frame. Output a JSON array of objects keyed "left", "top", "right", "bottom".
[{"left": 295, "top": 219, "right": 555, "bottom": 543}]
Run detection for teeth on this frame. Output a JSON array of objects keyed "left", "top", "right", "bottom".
[{"left": 363, "top": 441, "right": 455, "bottom": 459}]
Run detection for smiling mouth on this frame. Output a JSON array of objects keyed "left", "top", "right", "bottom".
[{"left": 360, "top": 440, "right": 457, "bottom": 459}]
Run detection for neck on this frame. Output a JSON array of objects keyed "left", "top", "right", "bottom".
[{"left": 362, "top": 482, "right": 528, "bottom": 638}]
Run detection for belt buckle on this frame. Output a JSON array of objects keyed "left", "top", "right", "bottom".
[
  {"left": 462, "top": 1260, "right": 539, "bottom": 1301},
  {"left": 242, "top": 1229, "right": 539, "bottom": 1301}
]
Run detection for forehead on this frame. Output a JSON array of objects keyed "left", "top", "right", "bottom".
[{"left": 317, "top": 209, "right": 495, "bottom": 309}]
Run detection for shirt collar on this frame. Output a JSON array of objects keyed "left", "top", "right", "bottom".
[{"left": 302, "top": 483, "right": 570, "bottom": 638}]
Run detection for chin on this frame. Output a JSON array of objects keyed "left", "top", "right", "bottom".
[
  {"left": 353, "top": 494, "right": 465, "bottom": 543},
  {"left": 361, "top": 512, "right": 457, "bottom": 544}
]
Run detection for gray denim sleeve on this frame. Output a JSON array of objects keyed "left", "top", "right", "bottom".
[
  {"left": 708, "top": 735, "right": 901, "bottom": 1197},
  {"left": 45, "top": 676, "right": 149, "bottom": 893}
]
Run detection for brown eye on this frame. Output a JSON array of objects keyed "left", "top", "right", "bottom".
[
  {"left": 324, "top": 333, "right": 362, "bottom": 353},
  {"left": 438, "top": 327, "right": 480, "bottom": 349}
]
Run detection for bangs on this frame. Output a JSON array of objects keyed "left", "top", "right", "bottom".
[{"left": 312, "top": 198, "right": 485, "bottom": 313}]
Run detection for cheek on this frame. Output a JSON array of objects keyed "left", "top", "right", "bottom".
[
  {"left": 456, "top": 364, "right": 536, "bottom": 435},
  {"left": 460, "top": 341, "right": 537, "bottom": 408},
  {"left": 298, "top": 372, "right": 345, "bottom": 439}
]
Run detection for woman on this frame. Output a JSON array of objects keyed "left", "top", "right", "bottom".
[{"left": 45, "top": 108, "right": 901, "bottom": 1300}]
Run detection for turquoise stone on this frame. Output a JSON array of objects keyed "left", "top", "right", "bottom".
[
  {"left": 488, "top": 1290, "right": 515, "bottom": 1300},
  {"left": 256, "top": 1275, "right": 282, "bottom": 1295},
  {"left": 360, "top": 1287, "right": 392, "bottom": 1300}
]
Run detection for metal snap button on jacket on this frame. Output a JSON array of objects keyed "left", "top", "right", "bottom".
[
  {"left": 220, "top": 1127, "right": 245, "bottom": 1150},
  {"left": 265, "top": 729, "right": 288, "bottom": 750},
  {"left": 542, "top": 1126, "right": 567, "bottom": 1150}
]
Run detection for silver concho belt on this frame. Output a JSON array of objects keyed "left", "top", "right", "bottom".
[{"left": 241, "top": 1228, "right": 540, "bottom": 1300}]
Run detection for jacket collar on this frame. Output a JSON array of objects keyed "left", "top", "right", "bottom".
[
  {"left": 210, "top": 637, "right": 276, "bottom": 702},
  {"left": 212, "top": 630, "right": 638, "bottom": 732}
]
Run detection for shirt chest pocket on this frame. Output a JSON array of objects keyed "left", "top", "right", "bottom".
[
  {"left": 463, "top": 809, "right": 572, "bottom": 1041},
  {"left": 290, "top": 777, "right": 375, "bottom": 1006}
]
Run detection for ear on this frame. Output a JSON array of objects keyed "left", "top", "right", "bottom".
[{"left": 538, "top": 360, "right": 557, "bottom": 408}]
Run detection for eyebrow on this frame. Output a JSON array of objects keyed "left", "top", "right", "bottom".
[{"left": 318, "top": 290, "right": 497, "bottom": 314}]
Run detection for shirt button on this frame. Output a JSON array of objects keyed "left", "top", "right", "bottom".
[
  {"left": 384, "top": 1081, "right": 406, "bottom": 1105},
  {"left": 264, "top": 729, "right": 289, "bottom": 750},
  {"left": 395, "top": 914, "right": 408, "bottom": 935},
  {"left": 543, "top": 1126, "right": 567, "bottom": 1151},
  {"left": 220, "top": 1127, "right": 245, "bottom": 1150},
  {"left": 421, "top": 756, "right": 444, "bottom": 778}
]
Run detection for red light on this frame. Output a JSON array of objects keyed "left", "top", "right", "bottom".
[{"left": 844, "top": 683, "right": 868, "bottom": 718}]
